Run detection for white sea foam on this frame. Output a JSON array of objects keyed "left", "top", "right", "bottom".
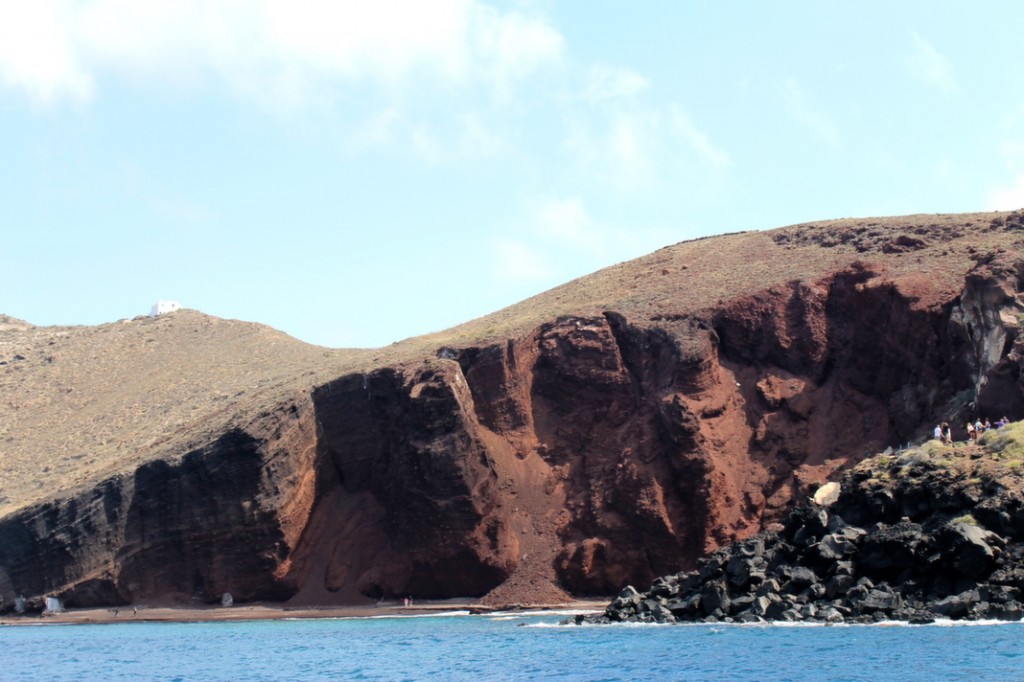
[
  {"left": 363, "top": 610, "right": 472, "bottom": 620},
  {"left": 281, "top": 610, "right": 473, "bottom": 622},
  {"left": 768, "top": 617, "right": 1024, "bottom": 628},
  {"left": 535, "top": 616, "right": 1024, "bottom": 630},
  {"left": 524, "top": 619, "right": 675, "bottom": 629},
  {"left": 925, "top": 617, "right": 1023, "bottom": 627},
  {"left": 488, "top": 609, "right": 599, "bottom": 618}
]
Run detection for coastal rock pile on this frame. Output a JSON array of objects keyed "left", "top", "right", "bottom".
[{"left": 576, "top": 443, "right": 1024, "bottom": 624}]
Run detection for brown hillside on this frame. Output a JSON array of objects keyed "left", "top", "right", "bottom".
[
  {"left": 0, "top": 312, "right": 369, "bottom": 515},
  {"left": 1, "top": 209, "right": 1023, "bottom": 609}
]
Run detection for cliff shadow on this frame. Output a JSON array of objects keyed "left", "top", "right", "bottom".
[{"left": 115, "top": 429, "right": 291, "bottom": 604}]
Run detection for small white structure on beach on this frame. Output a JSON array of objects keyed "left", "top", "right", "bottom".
[
  {"left": 44, "top": 596, "right": 64, "bottom": 613},
  {"left": 150, "top": 301, "right": 181, "bottom": 317}
]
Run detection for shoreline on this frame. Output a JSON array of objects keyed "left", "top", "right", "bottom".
[{"left": 0, "top": 599, "right": 609, "bottom": 627}]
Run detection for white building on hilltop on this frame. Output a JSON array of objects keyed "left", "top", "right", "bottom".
[{"left": 150, "top": 301, "right": 181, "bottom": 317}]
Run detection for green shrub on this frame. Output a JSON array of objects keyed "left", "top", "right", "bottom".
[{"left": 979, "top": 421, "right": 1024, "bottom": 465}]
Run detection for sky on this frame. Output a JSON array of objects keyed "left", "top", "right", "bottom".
[{"left": 3, "top": 1, "right": 1024, "bottom": 348}]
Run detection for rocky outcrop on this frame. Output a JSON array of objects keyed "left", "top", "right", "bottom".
[
  {"left": 578, "top": 442, "right": 1024, "bottom": 624},
  {"left": 2, "top": 215, "right": 1024, "bottom": 609},
  {"left": 950, "top": 252, "right": 1024, "bottom": 419}
]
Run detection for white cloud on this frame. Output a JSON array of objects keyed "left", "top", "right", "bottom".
[
  {"left": 785, "top": 79, "right": 840, "bottom": 148},
  {"left": 988, "top": 175, "right": 1024, "bottom": 210},
  {"left": 492, "top": 238, "right": 552, "bottom": 282},
  {"left": 472, "top": 3, "right": 564, "bottom": 85},
  {"left": 0, "top": 1, "right": 92, "bottom": 103},
  {"left": 670, "top": 106, "right": 731, "bottom": 170},
  {"left": 564, "top": 103, "right": 729, "bottom": 192},
  {"left": 607, "top": 112, "right": 651, "bottom": 185},
  {"left": 0, "top": 0, "right": 564, "bottom": 107},
  {"left": 987, "top": 138, "right": 1024, "bottom": 210},
  {"left": 349, "top": 107, "right": 403, "bottom": 148},
  {"left": 347, "top": 108, "right": 505, "bottom": 162},
  {"left": 511, "top": 195, "right": 675, "bottom": 267},
  {"left": 583, "top": 65, "right": 649, "bottom": 103},
  {"left": 1001, "top": 139, "right": 1024, "bottom": 174},
  {"left": 410, "top": 125, "right": 444, "bottom": 164},
  {"left": 490, "top": 198, "right": 601, "bottom": 286},
  {"left": 455, "top": 112, "right": 506, "bottom": 157},
  {"left": 906, "top": 31, "right": 957, "bottom": 96},
  {"left": 149, "top": 194, "right": 217, "bottom": 231},
  {"left": 537, "top": 197, "right": 592, "bottom": 245}
]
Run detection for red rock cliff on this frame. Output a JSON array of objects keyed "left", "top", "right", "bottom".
[{"left": 2, "top": 214, "right": 1023, "bottom": 607}]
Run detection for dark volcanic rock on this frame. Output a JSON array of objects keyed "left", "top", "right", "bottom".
[{"left": 579, "top": 444, "right": 1024, "bottom": 625}]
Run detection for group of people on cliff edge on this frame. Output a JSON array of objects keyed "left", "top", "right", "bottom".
[
  {"left": 934, "top": 422, "right": 953, "bottom": 445},
  {"left": 966, "top": 417, "right": 993, "bottom": 443},
  {"left": 934, "top": 416, "right": 1010, "bottom": 445}
]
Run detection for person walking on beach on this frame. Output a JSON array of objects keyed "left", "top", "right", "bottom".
[{"left": 967, "top": 421, "right": 976, "bottom": 443}]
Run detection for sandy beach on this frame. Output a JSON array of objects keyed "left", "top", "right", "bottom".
[{"left": 0, "top": 599, "right": 608, "bottom": 626}]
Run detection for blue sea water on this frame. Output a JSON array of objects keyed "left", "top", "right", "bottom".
[{"left": 3, "top": 611, "right": 1024, "bottom": 681}]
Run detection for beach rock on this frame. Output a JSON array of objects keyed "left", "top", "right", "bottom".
[
  {"left": 989, "top": 601, "right": 1023, "bottom": 620},
  {"left": 735, "top": 611, "right": 764, "bottom": 623},
  {"left": 700, "top": 581, "right": 730, "bottom": 616},
  {"left": 788, "top": 566, "right": 817, "bottom": 587},
  {"left": 818, "top": 533, "right": 858, "bottom": 561},
  {"left": 666, "top": 593, "right": 701, "bottom": 618},
  {"left": 818, "top": 606, "right": 845, "bottom": 623},
  {"left": 941, "top": 523, "right": 1001, "bottom": 578},
  {"left": 859, "top": 522, "right": 926, "bottom": 572},
  {"left": 648, "top": 576, "right": 679, "bottom": 599},
  {"left": 813, "top": 482, "right": 841, "bottom": 507},
  {"left": 612, "top": 585, "right": 642, "bottom": 609},
  {"left": 726, "top": 556, "right": 764, "bottom": 589},
  {"left": 858, "top": 587, "right": 901, "bottom": 613},
  {"left": 649, "top": 603, "right": 676, "bottom": 623},
  {"left": 826, "top": 574, "right": 856, "bottom": 599},
  {"left": 929, "top": 590, "right": 980, "bottom": 618}
]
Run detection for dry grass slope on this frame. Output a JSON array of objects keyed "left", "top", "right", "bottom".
[{"left": 0, "top": 312, "right": 372, "bottom": 515}]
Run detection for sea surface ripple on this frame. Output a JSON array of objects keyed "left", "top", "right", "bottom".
[{"left": 3, "top": 614, "right": 1023, "bottom": 681}]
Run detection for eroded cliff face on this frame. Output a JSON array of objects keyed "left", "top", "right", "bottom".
[
  {"left": 950, "top": 253, "right": 1024, "bottom": 418},
  {"left": 0, "top": 400, "right": 322, "bottom": 607},
  {"left": 3, "top": 246, "right": 1023, "bottom": 609}
]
